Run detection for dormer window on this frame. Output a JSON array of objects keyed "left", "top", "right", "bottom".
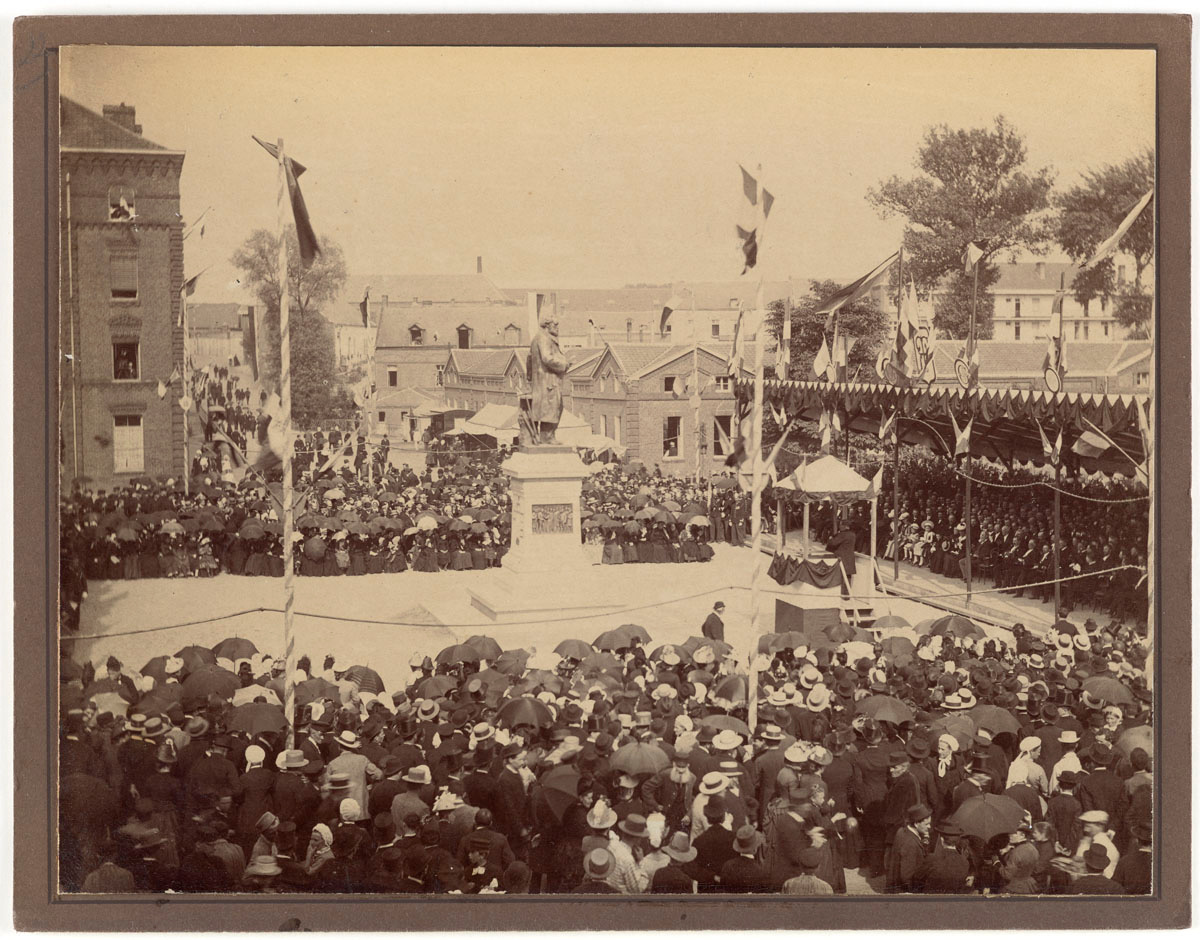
[
  {"left": 457, "top": 324, "right": 472, "bottom": 350},
  {"left": 409, "top": 325, "right": 424, "bottom": 345}
]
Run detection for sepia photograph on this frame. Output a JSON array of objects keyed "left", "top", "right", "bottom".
[{"left": 12, "top": 14, "right": 1191, "bottom": 930}]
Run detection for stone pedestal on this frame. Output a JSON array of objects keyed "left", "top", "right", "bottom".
[{"left": 468, "top": 447, "right": 623, "bottom": 622}]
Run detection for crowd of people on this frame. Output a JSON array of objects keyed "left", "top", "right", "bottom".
[{"left": 59, "top": 611, "right": 1153, "bottom": 896}]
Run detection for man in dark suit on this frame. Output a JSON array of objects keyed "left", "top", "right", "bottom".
[
  {"left": 491, "top": 744, "right": 531, "bottom": 859},
  {"left": 701, "top": 602, "right": 726, "bottom": 642},
  {"left": 882, "top": 749, "right": 922, "bottom": 855},
  {"left": 825, "top": 526, "right": 858, "bottom": 598},
  {"left": 1077, "top": 744, "right": 1124, "bottom": 826},
  {"left": 916, "top": 818, "right": 971, "bottom": 893},
  {"left": 719, "top": 826, "right": 770, "bottom": 893},
  {"left": 1065, "top": 844, "right": 1125, "bottom": 894},
  {"left": 455, "top": 808, "right": 515, "bottom": 873},
  {"left": 884, "top": 803, "right": 931, "bottom": 893},
  {"left": 1113, "top": 822, "right": 1152, "bottom": 895}
]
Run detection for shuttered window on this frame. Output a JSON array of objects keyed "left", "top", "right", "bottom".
[
  {"left": 112, "top": 415, "right": 144, "bottom": 473},
  {"left": 110, "top": 250, "right": 138, "bottom": 299}
]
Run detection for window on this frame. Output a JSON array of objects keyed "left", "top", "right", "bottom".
[
  {"left": 729, "top": 298, "right": 739, "bottom": 308},
  {"left": 638, "top": 325, "right": 646, "bottom": 343},
  {"left": 613, "top": 415, "right": 622, "bottom": 444},
  {"left": 1032, "top": 296, "right": 1041, "bottom": 308},
  {"left": 713, "top": 375, "right": 731, "bottom": 393},
  {"left": 387, "top": 368, "right": 398, "bottom": 387},
  {"left": 107, "top": 185, "right": 135, "bottom": 222},
  {"left": 1013, "top": 323, "right": 1021, "bottom": 340},
  {"left": 714, "top": 415, "right": 732, "bottom": 456},
  {"left": 110, "top": 249, "right": 138, "bottom": 299},
  {"left": 1103, "top": 323, "right": 1110, "bottom": 338},
  {"left": 378, "top": 411, "right": 386, "bottom": 423},
  {"left": 1013, "top": 299, "right": 1021, "bottom": 318},
  {"left": 663, "top": 416, "right": 681, "bottom": 458},
  {"left": 1082, "top": 323, "right": 1089, "bottom": 341},
  {"left": 409, "top": 325, "right": 424, "bottom": 345},
  {"left": 457, "top": 325, "right": 472, "bottom": 350},
  {"left": 112, "top": 415, "right": 144, "bottom": 473},
  {"left": 625, "top": 319, "right": 633, "bottom": 342},
  {"left": 711, "top": 322, "right": 721, "bottom": 338},
  {"left": 602, "top": 414, "right": 611, "bottom": 438},
  {"left": 1074, "top": 322, "right": 1081, "bottom": 340},
  {"left": 112, "top": 342, "right": 139, "bottom": 380},
  {"left": 436, "top": 365, "right": 445, "bottom": 387},
  {"left": 1117, "top": 264, "right": 1127, "bottom": 285},
  {"left": 1135, "top": 371, "right": 1149, "bottom": 388},
  {"left": 663, "top": 377, "right": 675, "bottom": 393}
]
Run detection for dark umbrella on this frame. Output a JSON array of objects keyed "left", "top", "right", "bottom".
[
  {"left": 538, "top": 764, "right": 582, "bottom": 822},
  {"left": 879, "top": 636, "right": 916, "bottom": 658},
  {"left": 238, "top": 519, "right": 266, "bottom": 540},
  {"left": 497, "top": 696, "right": 554, "bottom": 729},
  {"left": 1081, "top": 676, "right": 1134, "bottom": 706},
  {"left": 619, "top": 624, "right": 651, "bottom": 644},
  {"left": 760, "top": 631, "right": 809, "bottom": 653},
  {"left": 872, "top": 615, "right": 912, "bottom": 632},
  {"left": 229, "top": 702, "right": 287, "bottom": 735},
  {"left": 928, "top": 615, "right": 986, "bottom": 640},
  {"left": 949, "top": 794, "right": 1027, "bottom": 841},
  {"left": 1051, "top": 619, "right": 1078, "bottom": 636},
  {"left": 593, "top": 628, "right": 632, "bottom": 651},
  {"left": 579, "top": 651, "right": 622, "bottom": 675},
  {"left": 115, "top": 525, "right": 140, "bottom": 542},
  {"left": 472, "top": 668, "right": 511, "bottom": 693},
  {"left": 711, "top": 675, "right": 748, "bottom": 704},
  {"left": 492, "top": 649, "right": 530, "bottom": 677},
  {"left": 856, "top": 694, "right": 914, "bottom": 725},
  {"left": 437, "top": 644, "right": 482, "bottom": 666},
  {"left": 212, "top": 637, "right": 258, "bottom": 661},
  {"left": 180, "top": 665, "right": 240, "bottom": 703},
  {"left": 966, "top": 704, "right": 1022, "bottom": 737},
  {"left": 294, "top": 677, "right": 340, "bottom": 706},
  {"left": 518, "top": 670, "right": 565, "bottom": 696},
  {"left": 554, "top": 639, "right": 594, "bottom": 660},
  {"left": 196, "top": 514, "right": 226, "bottom": 533},
  {"left": 175, "top": 645, "right": 217, "bottom": 673},
  {"left": 464, "top": 635, "right": 504, "bottom": 661},
  {"left": 610, "top": 742, "right": 670, "bottom": 776},
  {"left": 648, "top": 643, "right": 687, "bottom": 662},
  {"left": 1115, "top": 725, "right": 1153, "bottom": 759},
  {"left": 139, "top": 656, "right": 172, "bottom": 686},
  {"left": 342, "top": 665, "right": 386, "bottom": 695},
  {"left": 416, "top": 675, "right": 457, "bottom": 700},
  {"left": 303, "top": 536, "right": 327, "bottom": 560}
]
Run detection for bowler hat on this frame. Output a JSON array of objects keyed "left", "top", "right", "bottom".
[
  {"left": 617, "top": 814, "right": 648, "bottom": 839},
  {"left": 584, "top": 848, "right": 615, "bottom": 879},
  {"left": 1083, "top": 843, "right": 1110, "bottom": 871},
  {"left": 732, "top": 825, "right": 764, "bottom": 855}
]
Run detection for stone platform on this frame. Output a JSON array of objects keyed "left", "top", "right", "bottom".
[{"left": 468, "top": 446, "right": 623, "bottom": 622}]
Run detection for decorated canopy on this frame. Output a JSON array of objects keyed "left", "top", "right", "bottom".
[
  {"left": 742, "top": 379, "right": 1149, "bottom": 476},
  {"left": 775, "top": 454, "right": 871, "bottom": 502}
]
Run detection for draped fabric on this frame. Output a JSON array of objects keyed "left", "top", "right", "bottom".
[
  {"left": 768, "top": 552, "right": 842, "bottom": 589},
  {"left": 741, "top": 379, "right": 1148, "bottom": 475}
]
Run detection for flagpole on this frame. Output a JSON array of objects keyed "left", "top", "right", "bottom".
[
  {"left": 691, "top": 290, "right": 702, "bottom": 485},
  {"left": 962, "top": 257, "right": 980, "bottom": 605},
  {"left": 891, "top": 418, "right": 901, "bottom": 581},
  {"left": 182, "top": 288, "right": 191, "bottom": 495},
  {"left": 276, "top": 137, "right": 298, "bottom": 751},
  {"left": 747, "top": 281, "right": 766, "bottom": 736},
  {"left": 65, "top": 171, "right": 81, "bottom": 481}
]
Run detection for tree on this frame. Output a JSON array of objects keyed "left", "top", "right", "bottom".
[
  {"left": 766, "top": 280, "right": 889, "bottom": 381},
  {"left": 231, "top": 226, "right": 348, "bottom": 418},
  {"left": 1053, "top": 149, "right": 1154, "bottom": 332},
  {"left": 868, "top": 116, "right": 1055, "bottom": 339}
]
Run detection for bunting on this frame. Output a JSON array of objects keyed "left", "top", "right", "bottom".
[
  {"left": 812, "top": 336, "right": 832, "bottom": 381},
  {"left": 1035, "top": 419, "right": 1062, "bottom": 465},
  {"left": 736, "top": 165, "right": 774, "bottom": 275},
  {"left": 878, "top": 408, "right": 896, "bottom": 443},
  {"left": 950, "top": 411, "right": 973, "bottom": 457}
]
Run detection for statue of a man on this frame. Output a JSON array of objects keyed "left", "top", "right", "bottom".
[{"left": 527, "top": 313, "right": 570, "bottom": 445}]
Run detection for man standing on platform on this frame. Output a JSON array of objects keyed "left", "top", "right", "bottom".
[
  {"left": 702, "top": 601, "right": 726, "bottom": 642},
  {"left": 825, "top": 524, "right": 858, "bottom": 599}
]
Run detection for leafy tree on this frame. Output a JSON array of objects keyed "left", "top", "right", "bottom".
[
  {"left": 766, "top": 279, "right": 889, "bottom": 381},
  {"left": 1053, "top": 149, "right": 1154, "bottom": 329},
  {"left": 231, "top": 226, "right": 348, "bottom": 418},
  {"left": 868, "top": 115, "right": 1055, "bottom": 339},
  {"left": 1114, "top": 285, "right": 1153, "bottom": 339}
]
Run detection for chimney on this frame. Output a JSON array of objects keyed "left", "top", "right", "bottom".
[
  {"left": 102, "top": 102, "right": 141, "bottom": 135},
  {"left": 1035, "top": 261, "right": 1046, "bottom": 280},
  {"left": 476, "top": 256, "right": 483, "bottom": 274}
]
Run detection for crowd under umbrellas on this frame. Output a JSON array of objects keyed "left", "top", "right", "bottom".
[{"left": 60, "top": 597, "right": 1153, "bottom": 895}]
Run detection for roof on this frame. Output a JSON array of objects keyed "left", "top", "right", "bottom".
[
  {"left": 447, "top": 348, "right": 519, "bottom": 377},
  {"left": 991, "top": 263, "right": 1079, "bottom": 293},
  {"left": 60, "top": 97, "right": 172, "bottom": 152},
  {"left": 187, "top": 303, "right": 243, "bottom": 331},
  {"left": 502, "top": 281, "right": 794, "bottom": 312},
  {"left": 605, "top": 344, "right": 686, "bottom": 377},
  {"left": 375, "top": 303, "right": 526, "bottom": 348},
  {"left": 932, "top": 340, "right": 1152, "bottom": 378},
  {"left": 340, "top": 274, "right": 514, "bottom": 311},
  {"left": 377, "top": 385, "right": 440, "bottom": 409}
]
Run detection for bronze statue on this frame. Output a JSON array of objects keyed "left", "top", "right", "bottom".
[{"left": 525, "top": 313, "right": 570, "bottom": 445}]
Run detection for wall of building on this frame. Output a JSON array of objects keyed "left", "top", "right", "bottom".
[
  {"left": 61, "top": 147, "right": 186, "bottom": 488},
  {"left": 189, "top": 328, "right": 243, "bottom": 368},
  {"left": 375, "top": 346, "right": 453, "bottom": 395}
]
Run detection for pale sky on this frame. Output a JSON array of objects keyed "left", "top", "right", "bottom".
[{"left": 61, "top": 46, "right": 1155, "bottom": 304}]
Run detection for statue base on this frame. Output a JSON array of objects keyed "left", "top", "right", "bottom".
[{"left": 467, "top": 447, "right": 622, "bottom": 622}]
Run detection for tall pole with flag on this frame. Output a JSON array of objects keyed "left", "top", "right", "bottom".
[
  {"left": 181, "top": 282, "right": 191, "bottom": 495},
  {"left": 690, "top": 290, "right": 702, "bottom": 484},
  {"left": 891, "top": 247, "right": 904, "bottom": 581},
  {"left": 961, "top": 242, "right": 984, "bottom": 604}
]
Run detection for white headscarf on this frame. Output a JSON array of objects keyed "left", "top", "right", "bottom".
[
  {"left": 244, "top": 744, "right": 266, "bottom": 773},
  {"left": 937, "top": 734, "right": 959, "bottom": 776}
]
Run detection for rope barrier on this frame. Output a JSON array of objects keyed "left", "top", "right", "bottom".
[
  {"left": 946, "top": 469, "right": 1149, "bottom": 503},
  {"left": 60, "top": 563, "right": 1143, "bottom": 641}
]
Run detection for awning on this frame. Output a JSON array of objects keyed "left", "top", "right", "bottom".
[
  {"left": 458, "top": 404, "right": 520, "bottom": 442},
  {"left": 741, "top": 379, "right": 1149, "bottom": 476},
  {"left": 775, "top": 454, "right": 870, "bottom": 502}
]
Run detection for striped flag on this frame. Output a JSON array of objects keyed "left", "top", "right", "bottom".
[
  {"left": 879, "top": 409, "right": 896, "bottom": 443},
  {"left": 1071, "top": 427, "right": 1112, "bottom": 459},
  {"left": 1035, "top": 420, "right": 1062, "bottom": 465},
  {"left": 727, "top": 308, "right": 746, "bottom": 377},
  {"left": 252, "top": 135, "right": 322, "bottom": 265},
  {"left": 811, "top": 251, "right": 899, "bottom": 330},
  {"left": 950, "top": 412, "right": 973, "bottom": 457},
  {"left": 1081, "top": 189, "right": 1154, "bottom": 271},
  {"left": 660, "top": 283, "right": 691, "bottom": 337},
  {"left": 360, "top": 287, "right": 371, "bottom": 328}
]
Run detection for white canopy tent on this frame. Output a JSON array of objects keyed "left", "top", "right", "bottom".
[{"left": 773, "top": 453, "right": 877, "bottom": 559}]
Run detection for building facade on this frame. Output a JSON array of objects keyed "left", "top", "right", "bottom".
[
  {"left": 929, "top": 339, "right": 1151, "bottom": 395},
  {"left": 60, "top": 98, "right": 187, "bottom": 489},
  {"left": 186, "top": 302, "right": 249, "bottom": 368}
]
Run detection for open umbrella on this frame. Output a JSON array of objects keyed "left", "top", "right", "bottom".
[
  {"left": 161, "top": 520, "right": 185, "bottom": 535},
  {"left": 139, "top": 656, "right": 174, "bottom": 686},
  {"left": 472, "top": 668, "right": 511, "bottom": 693},
  {"left": 579, "top": 651, "right": 623, "bottom": 675},
  {"left": 416, "top": 675, "right": 456, "bottom": 700},
  {"left": 291, "top": 676, "right": 339, "bottom": 707},
  {"left": 913, "top": 618, "right": 938, "bottom": 636},
  {"left": 593, "top": 628, "right": 632, "bottom": 651},
  {"left": 949, "top": 794, "right": 1028, "bottom": 841},
  {"left": 437, "top": 644, "right": 481, "bottom": 666},
  {"left": 239, "top": 519, "right": 267, "bottom": 540},
  {"left": 180, "top": 665, "right": 240, "bottom": 703},
  {"left": 492, "top": 649, "right": 530, "bottom": 677},
  {"left": 826, "top": 622, "right": 872, "bottom": 644},
  {"left": 554, "top": 639, "right": 594, "bottom": 661},
  {"left": 115, "top": 525, "right": 140, "bottom": 542},
  {"left": 619, "top": 624, "right": 651, "bottom": 644},
  {"left": 212, "top": 637, "right": 258, "bottom": 661},
  {"left": 1115, "top": 725, "right": 1153, "bottom": 759},
  {"left": 760, "top": 631, "right": 809, "bottom": 653},
  {"left": 692, "top": 640, "right": 733, "bottom": 663},
  {"left": 872, "top": 615, "right": 912, "bottom": 632},
  {"left": 175, "top": 645, "right": 217, "bottom": 673},
  {"left": 700, "top": 714, "right": 751, "bottom": 737},
  {"left": 682, "top": 514, "right": 711, "bottom": 527},
  {"left": 497, "top": 696, "right": 554, "bottom": 729},
  {"left": 966, "top": 704, "right": 1022, "bottom": 737},
  {"left": 537, "top": 764, "right": 583, "bottom": 822},
  {"left": 929, "top": 713, "right": 977, "bottom": 751},
  {"left": 610, "top": 741, "right": 670, "bottom": 776},
  {"left": 1081, "top": 675, "right": 1134, "bottom": 706},
  {"left": 231, "top": 684, "right": 282, "bottom": 707},
  {"left": 342, "top": 665, "right": 386, "bottom": 695},
  {"left": 1051, "top": 619, "right": 1078, "bottom": 636},
  {"left": 649, "top": 643, "right": 687, "bottom": 662},
  {"left": 879, "top": 636, "right": 916, "bottom": 658},
  {"left": 711, "top": 675, "right": 748, "bottom": 704},
  {"left": 464, "top": 635, "right": 503, "bottom": 662},
  {"left": 856, "top": 694, "right": 914, "bottom": 725},
  {"left": 228, "top": 701, "right": 287, "bottom": 735},
  {"left": 416, "top": 513, "right": 439, "bottom": 531},
  {"left": 196, "top": 514, "right": 226, "bottom": 533},
  {"left": 324, "top": 488, "right": 345, "bottom": 500},
  {"left": 517, "top": 670, "right": 565, "bottom": 696},
  {"left": 928, "top": 615, "right": 986, "bottom": 641},
  {"left": 87, "top": 691, "right": 132, "bottom": 718}
]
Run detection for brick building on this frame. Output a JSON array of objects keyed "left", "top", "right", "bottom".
[{"left": 60, "top": 98, "right": 187, "bottom": 489}]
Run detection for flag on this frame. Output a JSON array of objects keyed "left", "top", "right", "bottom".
[
  {"left": 1134, "top": 396, "right": 1152, "bottom": 484},
  {"left": 736, "top": 165, "right": 774, "bottom": 275},
  {"left": 156, "top": 379, "right": 167, "bottom": 399},
  {"left": 670, "top": 375, "right": 689, "bottom": 399},
  {"left": 727, "top": 308, "right": 746, "bottom": 377},
  {"left": 723, "top": 402, "right": 754, "bottom": 469},
  {"left": 869, "top": 465, "right": 884, "bottom": 497},
  {"left": 1042, "top": 289, "right": 1067, "bottom": 388},
  {"left": 168, "top": 367, "right": 181, "bottom": 385},
  {"left": 950, "top": 412, "right": 973, "bottom": 457},
  {"left": 199, "top": 224, "right": 205, "bottom": 238},
  {"left": 1081, "top": 188, "right": 1154, "bottom": 271},
  {"left": 818, "top": 408, "right": 833, "bottom": 453},
  {"left": 811, "top": 252, "right": 900, "bottom": 329},
  {"left": 834, "top": 334, "right": 856, "bottom": 367},
  {"left": 769, "top": 403, "right": 788, "bottom": 428},
  {"left": 955, "top": 340, "right": 981, "bottom": 390},
  {"left": 360, "top": 287, "right": 371, "bottom": 328},
  {"left": 1035, "top": 420, "right": 1062, "bottom": 465},
  {"left": 812, "top": 336, "right": 832, "bottom": 380},
  {"left": 879, "top": 409, "right": 896, "bottom": 442},
  {"left": 1071, "top": 427, "right": 1111, "bottom": 459},
  {"left": 252, "top": 135, "right": 321, "bottom": 266},
  {"left": 962, "top": 242, "right": 984, "bottom": 274},
  {"left": 182, "top": 272, "right": 201, "bottom": 298},
  {"left": 660, "top": 284, "right": 691, "bottom": 336}
]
